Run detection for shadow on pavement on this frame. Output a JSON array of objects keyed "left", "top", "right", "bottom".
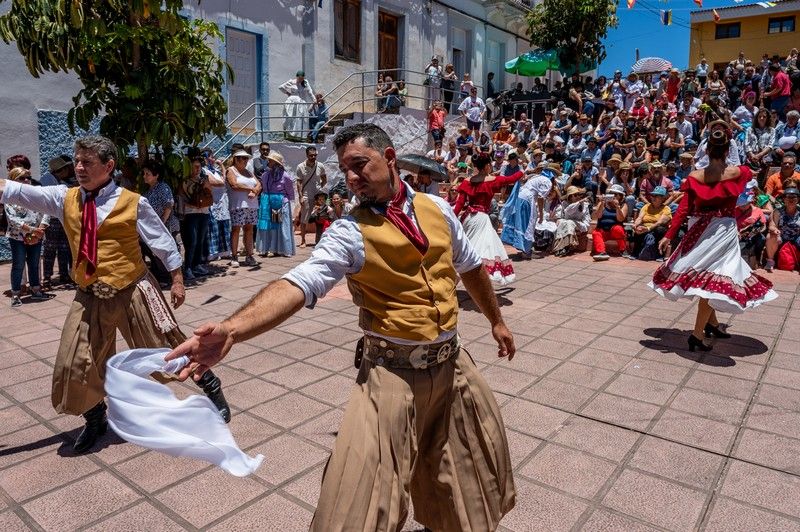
[{"left": 640, "top": 327, "right": 769, "bottom": 365}]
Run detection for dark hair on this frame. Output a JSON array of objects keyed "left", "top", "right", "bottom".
[
  {"left": 332, "top": 123, "right": 394, "bottom": 153},
  {"left": 472, "top": 153, "right": 492, "bottom": 170},
  {"left": 142, "top": 159, "right": 162, "bottom": 178},
  {"left": 305, "top": 145, "right": 318, "bottom": 155},
  {"left": 231, "top": 143, "right": 245, "bottom": 153},
  {"left": 259, "top": 142, "right": 270, "bottom": 149},
  {"left": 6, "top": 154, "right": 31, "bottom": 171},
  {"left": 707, "top": 128, "right": 730, "bottom": 161},
  {"left": 190, "top": 156, "right": 205, "bottom": 165},
  {"left": 75, "top": 136, "right": 117, "bottom": 163},
  {"left": 314, "top": 191, "right": 328, "bottom": 201}
]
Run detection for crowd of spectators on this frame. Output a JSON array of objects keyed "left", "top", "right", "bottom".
[{"left": 418, "top": 49, "right": 800, "bottom": 272}]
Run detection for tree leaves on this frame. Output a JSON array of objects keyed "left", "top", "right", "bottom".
[
  {"left": 525, "top": 0, "right": 618, "bottom": 74},
  {"left": 0, "top": 0, "right": 228, "bottom": 184}
]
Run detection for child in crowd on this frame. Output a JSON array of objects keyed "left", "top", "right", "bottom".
[{"left": 308, "top": 192, "right": 334, "bottom": 243}]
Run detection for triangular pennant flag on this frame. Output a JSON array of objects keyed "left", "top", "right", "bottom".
[
  {"left": 756, "top": 1, "right": 776, "bottom": 7},
  {"left": 627, "top": 0, "right": 636, "bottom": 8},
  {"left": 713, "top": 9, "right": 721, "bottom": 22},
  {"left": 694, "top": 0, "right": 703, "bottom": 7},
  {"left": 660, "top": 9, "right": 673, "bottom": 25}
]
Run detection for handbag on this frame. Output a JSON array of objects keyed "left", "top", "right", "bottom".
[{"left": 271, "top": 207, "right": 283, "bottom": 224}]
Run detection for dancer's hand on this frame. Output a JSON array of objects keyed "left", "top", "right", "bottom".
[
  {"left": 492, "top": 322, "right": 516, "bottom": 361},
  {"left": 170, "top": 281, "right": 185, "bottom": 309},
  {"left": 165, "top": 322, "right": 234, "bottom": 381},
  {"left": 658, "top": 237, "right": 672, "bottom": 257}
]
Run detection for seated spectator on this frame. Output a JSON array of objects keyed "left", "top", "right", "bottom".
[
  {"left": 581, "top": 138, "right": 602, "bottom": 168},
  {"left": 745, "top": 108, "right": 776, "bottom": 171},
  {"left": 426, "top": 139, "right": 446, "bottom": 163},
  {"left": 592, "top": 184, "right": 629, "bottom": 260},
  {"left": 773, "top": 109, "right": 800, "bottom": 158},
  {"left": 308, "top": 93, "right": 329, "bottom": 143},
  {"left": 662, "top": 123, "right": 685, "bottom": 161},
  {"left": 567, "top": 156, "right": 599, "bottom": 200},
  {"left": 610, "top": 161, "right": 638, "bottom": 217},
  {"left": 308, "top": 192, "right": 334, "bottom": 243},
  {"left": 676, "top": 152, "right": 694, "bottom": 184},
  {"left": 565, "top": 130, "right": 586, "bottom": 164},
  {"left": 664, "top": 161, "right": 681, "bottom": 190},
  {"left": 638, "top": 161, "right": 676, "bottom": 211},
  {"left": 736, "top": 193, "right": 768, "bottom": 269},
  {"left": 765, "top": 153, "right": 800, "bottom": 200},
  {"left": 631, "top": 186, "right": 672, "bottom": 260},
  {"left": 379, "top": 76, "right": 402, "bottom": 113},
  {"left": 626, "top": 138, "right": 651, "bottom": 169},
  {"left": 765, "top": 186, "right": 800, "bottom": 272},
  {"left": 571, "top": 114, "right": 594, "bottom": 138},
  {"left": 493, "top": 124, "right": 517, "bottom": 146},
  {"left": 552, "top": 186, "right": 591, "bottom": 256},
  {"left": 455, "top": 126, "right": 474, "bottom": 151}
]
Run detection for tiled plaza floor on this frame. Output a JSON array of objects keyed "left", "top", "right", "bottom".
[{"left": 0, "top": 249, "right": 799, "bottom": 531}]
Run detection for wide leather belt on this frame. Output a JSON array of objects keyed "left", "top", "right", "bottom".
[{"left": 360, "top": 334, "right": 460, "bottom": 370}]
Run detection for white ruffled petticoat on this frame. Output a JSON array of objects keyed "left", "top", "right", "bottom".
[
  {"left": 462, "top": 211, "right": 515, "bottom": 286},
  {"left": 649, "top": 215, "right": 777, "bottom": 314}
]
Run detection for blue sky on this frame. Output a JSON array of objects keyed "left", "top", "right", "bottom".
[{"left": 600, "top": 0, "right": 735, "bottom": 76}]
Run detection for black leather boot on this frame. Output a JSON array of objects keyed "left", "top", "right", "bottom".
[
  {"left": 195, "top": 370, "right": 231, "bottom": 423},
  {"left": 73, "top": 401, "right": 108, "bottom": 454}
]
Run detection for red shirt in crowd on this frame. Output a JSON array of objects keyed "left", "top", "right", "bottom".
[
  {"left": 772, "top": 70, "right": 792, "bottom": 98},
  {"left": 428, "top": 108, "right": 446, "bottom": 131}
]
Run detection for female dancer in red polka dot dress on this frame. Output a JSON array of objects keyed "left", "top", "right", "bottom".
[{"left": 650, "top": 121, "right": 778, "bottom": 351}]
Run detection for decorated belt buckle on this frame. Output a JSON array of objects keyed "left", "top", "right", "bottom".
[{"left": 90, "top": 282, "right": 118, "bottom": 300}]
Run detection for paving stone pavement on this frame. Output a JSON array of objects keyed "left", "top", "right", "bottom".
[{"left": 0, "top": 250, "right": 799, "bottom": 532}]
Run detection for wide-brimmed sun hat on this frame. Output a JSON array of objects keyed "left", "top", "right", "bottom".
[
  {"left": 562, "top": 185, "right": 586, "bottom": 199},
  {"left": 232, "top": 150, "right": 252, "bottom": 159},
  {"left": 266, "top": 152, "right": 285, "bottom": 168},
  {"left": 608, "top": 184, "right": 626, "bottom": 195}
]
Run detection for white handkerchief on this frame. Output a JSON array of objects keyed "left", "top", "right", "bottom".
[{"left": 105, "top": 348, "right": 264, "bottom": 477}]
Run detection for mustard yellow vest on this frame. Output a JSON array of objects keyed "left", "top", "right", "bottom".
[
  {"left": 346, "top": 193, "right": 458, "bottom": 342},
  {"left": 62, "top": 187, "right": 147, "bottom": 290}
]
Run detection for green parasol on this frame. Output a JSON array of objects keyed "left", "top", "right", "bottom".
[{"left": 504, "top": 49, "right": 560, "bottom": 77}]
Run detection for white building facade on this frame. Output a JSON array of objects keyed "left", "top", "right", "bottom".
[{"left": 0, "top": 0, "right": 538, "bottom": 175}]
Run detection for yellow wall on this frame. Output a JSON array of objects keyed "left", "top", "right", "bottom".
[{"left": 689, "top": 14, "right": 798, "bottom": 68}]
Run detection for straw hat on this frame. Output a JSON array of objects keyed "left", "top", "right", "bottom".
[
  {"left": 8, "top": 167, "right": 31, "bottom": 182},
  {"left": 548, "top": 162, "right": 563, "bottom": 173},
  {"left": 232, "top": 150, "right": 252, "bottom": 159},
  {"left": 608, "top": 154, "right": 623, "bottom": 164},
  {"left": 608, "top": 184, "right": 626, "bottom": 196},
  {"left": 266, "top": 152, "right": 285, "bottom": 168},
  {"left": 619, "top": 161, "right": 632, "bottom": 170},
  {"left": 561, "top": 185, "right": 585, "bottom": 199}
]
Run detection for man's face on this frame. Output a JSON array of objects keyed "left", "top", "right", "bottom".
[
  {"left": 418, "top": 171, "right": 432, "bottom": 185},
  {"left": 307, "top": 149, "right": 318, "bottom": 162},
  {"left": 781, "top": 158, "right": 795, "bottom": 174},
  {"left": 788, "top": 115, "right": 799, "bottom": 127},
  {"left": 652, "top": 168, "right": 662, "bottom": 179},
  {"left": 259, "top": 144, "right": 270, "bottom": 157},
  {"left": 74, "top": 149, "right": 114, "bottom": 191},
  {"left": 337, "top": 138, "right": 396, "bottom": 205}
]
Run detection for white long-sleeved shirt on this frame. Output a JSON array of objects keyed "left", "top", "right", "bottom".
[
  {"left": 2, "top": 179, "right": 182, "bottom": 271},
  {"left": 283, "top": 183, "right": 482, "bottom": 345}
]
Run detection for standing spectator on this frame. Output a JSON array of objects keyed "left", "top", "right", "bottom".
[
  {"left": 625, "top": 72, "right": 645, "bottom": 110},
  {"left": 204, "top": 151, "right": 233, "bottom": 262},
  {"left": 295, "top": 146, "right": 328, "bottom": 247},
  {"left": 763, "top": 64, "right": 791, "bottom": 122},
  {"left": 460, "top": 72, "right": 474, "bottom": 102},
  {"left": 427, "top": 100, "right": 447, "bottom": 144},
  {"left": 247, "top": 142, "right": 271, "bottom": 181},
  {"left": 279, "top": 70, "right": 315, "bottom": 141},
  {"left": 141, "top": 160, "right": 181, "bottom": 285},
  {"left": 226, "top": 150, "right": 261, "bottom": 267},
  {"left": 308, "top": 93, "right": 329, "bottom": 143},
  {"left": 180, "top": 157, "right": 223, "bottom": 279},
  {"left": 423, "top": 56, "right": 442, "bottom": 108},
  {"left": 486, "top": 71, "right": 497, "bottom": 100},
  {"left": 696, "top": 57, "right": 709, "bottom": 87},
  {"left": 765, "top": 186, "right": 800, "bottom": 271},
  {"left": 458, "top": 86, "right": 486, "bottom": 135},
  {"left": 256, "top": 152, "right": 295, "bottom": 258},
  {"left": 440, "top": 63, "right": 458, "bottom": 114},
  {"left": 5, "top": 168, "right": 50, "bottom": 306},
  {"left": 42, "top": 156, "right": 76, "bottom": 287}
]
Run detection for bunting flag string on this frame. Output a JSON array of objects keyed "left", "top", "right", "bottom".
[
  {"left": 713, "top": 8, "right": 721, "bottom": 22},
  {"left": 660, "top": 9, "right": 673, "bottom": 25},
  {"left": 693, "top": 0, "right": 703, "bottom": 7}
]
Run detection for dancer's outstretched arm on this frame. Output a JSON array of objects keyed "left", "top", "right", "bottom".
[
  {"left": 460, "top": 266, "right": 516, "bottom": 360},
  {"left": 166, "top": 279, "right": 305, "bottom": 380}
]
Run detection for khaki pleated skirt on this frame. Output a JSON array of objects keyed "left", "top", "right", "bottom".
[
  {"left": 311, "top": 348, "right": 515, "bottom": 532},
  {"left": 51, "top": 275, "right": 186, "bottom": 416}
]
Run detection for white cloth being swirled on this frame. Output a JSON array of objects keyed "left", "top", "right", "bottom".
[{"left": 104, "top": 348, "right": 263, "bottom": 477}]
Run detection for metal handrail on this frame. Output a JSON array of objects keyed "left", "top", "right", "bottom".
[{"left": 204, "top": 67, "right": 485, "bottom": 154}]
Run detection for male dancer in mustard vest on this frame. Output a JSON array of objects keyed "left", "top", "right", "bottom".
[
  {"left": 0, "top": 136, "right": 230, "bottom": 453},
  {"left": 168, "top": 124, "right": 516, "bottom": 531}
]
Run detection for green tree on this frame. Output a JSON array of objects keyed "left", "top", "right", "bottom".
[
  {"left": 525, "top": 0, "right": 618, "bottom": 75},
  {"left": 0, "top": 0, "right": 230, "bottom": 178}
]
